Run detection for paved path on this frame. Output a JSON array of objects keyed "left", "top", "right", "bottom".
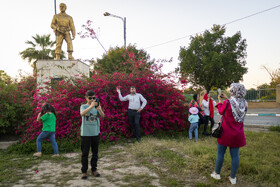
[
  {"left": 214, "top": 108, "right": 280, "bottom": 126},
  {"left": 215, "top": 108, "right": 280, "bottom": 116},
  {"left": 0, "top": 141, "right": 18, "bottom": 149}
]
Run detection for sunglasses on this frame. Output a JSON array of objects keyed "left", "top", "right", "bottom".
[{"left": 88, "top": 96, "right": 96, "bottom": 100}]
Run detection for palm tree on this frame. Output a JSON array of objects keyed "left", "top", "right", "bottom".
[{"left": 19, "top": 34, "right": 65, "bottom": 74}]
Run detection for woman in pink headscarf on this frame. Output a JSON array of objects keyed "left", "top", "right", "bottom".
[{"left": 210, "top": 83, "right": 247, "bottom": 185}]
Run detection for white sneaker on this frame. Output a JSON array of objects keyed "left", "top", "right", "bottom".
[
  {"left": 210, "top": 172, "right": 221, "bottom": 180},
  {"left": 229, "top": 176, "right": 237, "bottom": 184},
  {"left": 33, "top": 152, "right": 42, "bottom": 157}
]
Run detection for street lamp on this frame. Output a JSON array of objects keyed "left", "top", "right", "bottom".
[
  {"left": 104, "top": 12, "right": 126, "bottom": 48},
  {"left": 54, "top": 0, "right": 57, "bottom": 14}
]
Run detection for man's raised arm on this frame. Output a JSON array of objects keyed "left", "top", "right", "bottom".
[{"left": 116, "top": 87, "right": 128, "bottom": 101}]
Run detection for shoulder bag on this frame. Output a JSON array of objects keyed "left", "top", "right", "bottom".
[{"left": 212, "top": 101, "right": 229, "bottom": 138}]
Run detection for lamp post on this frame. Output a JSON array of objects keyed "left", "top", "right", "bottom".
[
  {"left": 104, "top": 12, "right": 126, "bottom": 48},
  {"left": 54, "top": 0, "right": 57, "bottom": 14}
]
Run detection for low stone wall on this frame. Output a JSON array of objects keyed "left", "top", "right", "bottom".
[{"left": 248, "top": 102, "right": 280, "bottom": 109}]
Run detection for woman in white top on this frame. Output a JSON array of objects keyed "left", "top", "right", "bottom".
[{"left": 202, "top": 93, "right": 216, "bottom": 135}]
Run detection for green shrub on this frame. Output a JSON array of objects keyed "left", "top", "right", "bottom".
[
  {"left": 7, "top": 138, "right": 81, "bottom": 155},
  {"left": 0, "top": 75, "right": 36, "bottom": 136},
  {"left": 269, "top": 125, "right": 280, "bottom": 132},
  {"left": 184, "top": 94, "right": 193, "bottom": 103}
]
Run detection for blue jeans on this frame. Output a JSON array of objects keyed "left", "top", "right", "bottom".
[
  {"left": 36, "top": 131, "right": 59, "bottom": 154},
  {"left": 189, "top": 122, "right": 198, "bottom": 141},
  {"left": 215, "top": 143, "right": 239, "bottom": 178}
]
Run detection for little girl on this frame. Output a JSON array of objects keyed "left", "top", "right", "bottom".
[
  {"left": 188, "top": 107, "right": 200, "bottom": 141},
  {"left": 33, "top": 103, "right": 59, "bottom": 157}
]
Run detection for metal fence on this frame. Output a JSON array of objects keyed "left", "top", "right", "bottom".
[
  {"left": 245, "top": 88, "right": 276, "bottom": 102},
  {"left": 184, "top": 88, "right": 276, "bottom": 103}
]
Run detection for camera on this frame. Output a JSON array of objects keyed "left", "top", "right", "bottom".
[
  {"left": 219, "top": 93, "right": 225, "bottom": 98},
  {"left": 217, "top": 88, "right": 221, "bottom": 95},
  {"left": 95, "top": 98, "right": 100, "bottom": 108}
]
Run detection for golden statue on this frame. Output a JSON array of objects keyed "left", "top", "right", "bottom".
[{"left": 51, "top": 3, "right": 76, "bottom": 60}]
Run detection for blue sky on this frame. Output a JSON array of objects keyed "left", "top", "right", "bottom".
[{"left": 1, "top": 0, "right": 280, "bottom": 89}]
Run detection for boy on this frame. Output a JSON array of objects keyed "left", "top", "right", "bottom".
[{"left": 80, "top": 90, "right": 105, "bottom": 179}]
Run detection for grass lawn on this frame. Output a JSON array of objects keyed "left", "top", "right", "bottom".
[{"left": 0, "top": 129, "right": 279, "bottom": 186}]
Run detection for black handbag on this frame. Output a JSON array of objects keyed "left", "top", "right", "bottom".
[{"left": 212, "top": 101, "right": 229, "bottom": 138}]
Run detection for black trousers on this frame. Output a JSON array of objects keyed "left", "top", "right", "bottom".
[
  {"left": 128, "top": 109, "right": 141, "bottom": 141},
  {"left": 198, "top": 113, "right": 204, "bottom": 129},
  {"left": 203, "top": 115, "right": 215, "bottom": 134},
  {"left": 81, "top": 135, "right": 100, "bottom": 173}
]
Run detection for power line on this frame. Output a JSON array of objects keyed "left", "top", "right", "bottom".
[
  {"left": 224, "top": 4, "right": 280, "bottom": 25},
  {"left": 145, "top": 4, "right": 280, "bottom": 49}
]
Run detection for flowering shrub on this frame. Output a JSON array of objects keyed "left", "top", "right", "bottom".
[
  {"left": 19, "top": 50, "right": 189, "bottom": 143},
  {"left": 21, "top": 74, "right": 188, "bottom": 143},
  {"left": 0, "top": 75, "right": 36, "bottom": 135}
]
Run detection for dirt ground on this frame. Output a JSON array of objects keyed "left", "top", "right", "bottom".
[
  {"left": 0, "top": 126, "right": 271, "bottom": 187},
  {"left": 11, "top": 145, "right": 161, "bottom": 187}
]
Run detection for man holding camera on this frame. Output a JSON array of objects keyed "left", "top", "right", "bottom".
[
  {"left": 80, "top": 90, "right": 104, "bottom": 179},
  {"left": 116, "top": 86, "right": 147, "bottom": 142}
]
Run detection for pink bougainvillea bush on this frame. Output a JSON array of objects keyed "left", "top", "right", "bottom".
[{"left": 20, "top": 52, "right": 189, "bottom": 143}]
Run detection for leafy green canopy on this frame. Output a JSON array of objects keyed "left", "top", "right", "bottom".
[
  {"left": 93, "top": 45, "right": 155, "bottom": 75},
  {"left": 0, "top": 70, "right": 11, "bottom": 83},
  {"left": 179, "top": 25, "right": 247, "bottom": 92},
  {"left": 270, "top": 68, "right": 280, "bottom": 88}
]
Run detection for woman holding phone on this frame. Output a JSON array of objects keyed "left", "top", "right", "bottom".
[{"left": 210, "top": 83, "right": 248, "bottom": 185}]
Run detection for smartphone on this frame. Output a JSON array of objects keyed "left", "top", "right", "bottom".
[
  {"left": 95, "top": 98, "right": 100, "bottom": 108},
  {"left": 217, "top": 88, "right": 221, "bottom": 95}
]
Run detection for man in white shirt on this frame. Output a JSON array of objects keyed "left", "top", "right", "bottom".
[{"left": 116, "top": 86, "right": 147, "bottom": 142}]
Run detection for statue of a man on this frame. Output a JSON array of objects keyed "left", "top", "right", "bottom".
[{"left": 51, "top": 3, "right": 76, "bottom": 60}]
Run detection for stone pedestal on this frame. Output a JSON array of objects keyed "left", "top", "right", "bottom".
[{"left": 37, "top": 60, "right": 89, "bottom": 91}]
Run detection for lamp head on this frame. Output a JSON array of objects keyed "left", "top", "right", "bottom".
[{"left": 104, "top": 12, "right": 110, "bottom": 16}]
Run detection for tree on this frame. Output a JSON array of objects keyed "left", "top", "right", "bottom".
[
  {"left": 179, "top": 25, "right": 247, "bottom": 92},
  {"left": 257, "top": 83, "right": 271, "bottom": 89},
  {"left": 270, "top": 69, "right": 280, "bottom": 88},
  {"left": 19, "top": 34, "right": 65, "bottom": 74},
  {"left": 261, "top": 65, "right": 280, "bottom": 88},
  {"left": 0, "top": 70, "right": 11, "bottom": 83},
  {"left": 93, "top": 45, "right": 155, "bottom": 75}
]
